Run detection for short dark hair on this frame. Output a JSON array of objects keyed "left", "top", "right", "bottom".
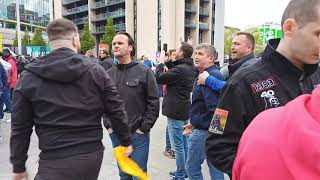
[
  {"left": 116, "top": 31, "right": 135, "bottom": 57},
  {"left": 46, "top": 19, "right": 78, "bottom": 41},
  {"left": 2, "top": 49, "right": 11, "bottom": 58},
  {"left": 235, "top": 32, "right": 255, "bottom": 51},
  {"left": 100, "top": 48, "right": 109, "bottom": 56},
  {"left": 180, "top": 42, "right": 194, "bottom": 58},
  {"left": 281, "top": 0, "right": 320, "bottom": 28},
  {"left": 168, "top": 49, "right": 176, "bottom": 56}
]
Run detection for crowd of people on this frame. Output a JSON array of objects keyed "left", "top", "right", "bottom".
[{"left": 4, "top": 0, "right": 320, "bottom": 180}]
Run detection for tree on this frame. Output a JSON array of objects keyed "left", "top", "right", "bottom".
[
  {"left": 31, "top": 27, "right": 46, "bottom": 46},
  {"left": 100, "top": 17, "right": 116, "bottom": 53},
  {"left": 22, "top": 28, "right": 31, "bottom": 46},
  {"left": 80, "top": 22, "right": 96, "bottom": 54},
  {"left": 13, "top": 31, "right": 18, "bottom": 47},
  {"left": 224, "top": 27, "right": 239, "bottom": 56}
]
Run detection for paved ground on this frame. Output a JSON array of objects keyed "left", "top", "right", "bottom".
[{"left": 0, "top": 105, "right": 229, "bottom": 180}]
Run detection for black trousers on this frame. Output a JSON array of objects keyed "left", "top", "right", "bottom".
[{"left": 34, "top": 149, "right": 104, "bottom": 180}]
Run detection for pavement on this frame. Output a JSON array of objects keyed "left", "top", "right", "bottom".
[{"left": 0, "top": 105, "right": 230, "bottom": 180}]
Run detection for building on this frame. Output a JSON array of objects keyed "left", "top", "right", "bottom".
[
  {"left": 0, "top": 0, "right": 50, "bottom": 46},
  {"left": 53, "top": 0, "right": 224, "bottom": 60}
]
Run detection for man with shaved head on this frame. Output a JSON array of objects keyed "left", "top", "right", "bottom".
[{"left": 206, "top": 0, "right": 320, "bottom": 177}]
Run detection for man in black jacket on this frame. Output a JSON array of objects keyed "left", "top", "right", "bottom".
[
  {"left": 99, "top": 48, "right": 114, "bottom": 71},
  {"left": 106, "top": 32, "right": 160, "bottom": 179},
  {"left": 10, "top": 19, "right": 132, "bottom": 180},
  {"left": 206, "top": 0, "right": 320, "bottom": 177},
  {"left": 155, "top": 43, "right": 197, "bottom": 180}
]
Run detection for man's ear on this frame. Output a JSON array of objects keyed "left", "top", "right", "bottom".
[{"left": 282, "top": 18, "right": 297, "bottom": 37}]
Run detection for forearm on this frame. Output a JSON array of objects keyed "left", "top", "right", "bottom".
[{"left": 205, "top": 76, "right": 226, "bottom": 91}]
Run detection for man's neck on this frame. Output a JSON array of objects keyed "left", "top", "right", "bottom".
[
  {"left": 199, "top": 63, "right": 215, "bottom": 72},
  {"left": 276, "top": 39, "right": 303, "bottom": 70},
  {"left": 118, "top": 55, "right": 132, "bottom": 64},
  {"left": 50, "top": 41, "right": 77, "bottom": 53}
]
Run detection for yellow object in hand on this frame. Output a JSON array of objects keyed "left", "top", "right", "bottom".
[{"left": 113, "top": 146, "right": 149, "bottom": 180}]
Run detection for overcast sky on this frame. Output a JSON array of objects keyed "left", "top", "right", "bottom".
[{"left": 225, "top": 0, "right": 290, "bottom": 30}]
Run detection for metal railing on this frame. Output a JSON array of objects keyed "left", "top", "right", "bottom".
[
  {"left": 72, "top": 17, "right": 88, "bottom": 25},
  {"left": 94, "top": 0, "right": 125, "bottom": 9},
  {"left": 92, "top": 9, "right": 125, "bottom": 21},
  {"left": 63, "top": 5, "right": 88, "bottom": 16},
  {"left": 62, "top": 0, "right": 81, "bottom": 5},
  {"left": 185, "top": 3, "right": 196, "bottom": 12},
  {"left": 96, "top": 23, "right": 126, "bottom": 33},
  {"left": 199, "top": 22, "right": 209, "bottom": 30},
  {"left": 200, "top": 7, "right": 209, "bottom": 16},
  {"left": 185, "top": 19, "right": 196, "bottom": 28}
]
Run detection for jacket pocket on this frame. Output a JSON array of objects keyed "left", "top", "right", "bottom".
[{"left": 126, "top": 79, "right": 140, "bottom": 87}]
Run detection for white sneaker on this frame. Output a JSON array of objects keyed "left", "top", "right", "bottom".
[{"left": 5, "top": 119, "right": 11, "bottom": 123}]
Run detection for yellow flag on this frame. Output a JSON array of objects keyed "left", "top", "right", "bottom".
[{"left": 113, "top": 146, "right": 149, "bottom": 180}]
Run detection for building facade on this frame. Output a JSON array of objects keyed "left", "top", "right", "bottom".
[
  {"left": 0, "top": 0, "right": 50, "bottom": 46},
  {"left": 53, "top": 0, "right": 222, "bottom": 60}
]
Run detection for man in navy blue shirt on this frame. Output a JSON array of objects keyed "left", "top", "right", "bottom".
[{"left": 184, "top": 44, "right": 225, "bottom": 180}]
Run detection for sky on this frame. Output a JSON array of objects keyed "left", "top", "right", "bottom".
[{"left": 225, "top": 0, "right": 290, "bottom": 30}]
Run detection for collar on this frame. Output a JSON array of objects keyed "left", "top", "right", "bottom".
[{"left": 262, "top": 38, "right": 318, "bottom": 80}]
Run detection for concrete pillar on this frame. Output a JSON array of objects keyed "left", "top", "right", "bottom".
[{"left": 214, "top": 0, "right": 225, "bottom": 67}]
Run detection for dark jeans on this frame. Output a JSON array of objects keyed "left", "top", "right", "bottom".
[
  {"left": 34, "top": 149, "right": 104, "bottom": 180},
  {"left": 109, "top": 132, "right": 150, "bottom": 180},
  {"left": 0, "top": 86, "right": 12, "bottom": 116},
  {"left": 166, "top": 125, "right": 171, "bottom": 149}
]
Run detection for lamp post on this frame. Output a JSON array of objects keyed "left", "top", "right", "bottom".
[{"left": 16, "top": 0, "right": 22, "bottom": 54}]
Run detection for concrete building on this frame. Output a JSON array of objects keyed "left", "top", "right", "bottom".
[
  {"left": 53, "top": 0, "right": 225, "bottom": 60},
  {"left": 0, "top": 0, "right": 50, "bottom": 46}
]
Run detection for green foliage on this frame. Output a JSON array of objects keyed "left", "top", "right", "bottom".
[
  {"left": 245, "top": 27, "right": 265, "bottom": 55},
  {"left": 31, "top": 27, "right": 46, "bottom": 46},
  {"left": 224, "top": 28, "right": 239, "bottom": 56},
  {"left": 22, "top": 28, "right": 31, "bottom": 46},
  {"left": 101, "top": 17, "right": 116, "bottom": 52},
  {"left": 80, "top": 22, "right": 96, "bottom": 54},
  {"left": 13, "top": 31, "right": 18, "bottom": 47}
]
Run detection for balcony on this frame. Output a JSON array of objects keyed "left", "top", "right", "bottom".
[
  {"left": 63, "top": 5, "right": 88, "bottom": 16},
  {"left": 62, "top": 0, "right": 81, "bottom": 5},
  {"left": 93, "top": 0, "right": 125, "bottom": 9},
  {"left": 200, "top": 7, "right": 209, "bottom": 16},
  {"left": 92, "top": 9, "right": 125, "bottom": 22},
  {"left": 72, "top": 17, "right": 88, "bottom": 25},
  {"left": 95, "top": 23, "right": 126, "bottom": 34},
  {"left": 185, "top": 19, "right": 196, "bottom": 28},
  {"left": 199, "top": 22, "right": 209, "bottom": 30},
  {"left": 185, "top": 3, "right": 197, "bottom": 13}
]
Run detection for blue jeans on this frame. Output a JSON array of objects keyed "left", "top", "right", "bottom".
[
  {"left": 166, "top": 125, "right": 171, "bottom": 149},
  {"left": 109, "top": 132, "right": 150, "bottom": 180},
  {"left": 168, "top": 118, "right": 188, "bottom": 179},
  {"left": 186, "top": 129, "right": 224, "bottom": 180},
  {"left": 0, "top": 86, "right": 11, "bottom": 115}
]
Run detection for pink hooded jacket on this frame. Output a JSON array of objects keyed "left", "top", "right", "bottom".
[
  {"left": 233, "top": 87, "right": 320, "bottom": 180},
  {"left": 5, "top": 56, "right": 17, "bottom": 88}
]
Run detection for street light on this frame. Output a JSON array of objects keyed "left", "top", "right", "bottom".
[{"left": 16, "top": 0, "right": 22, "bottom": 55}]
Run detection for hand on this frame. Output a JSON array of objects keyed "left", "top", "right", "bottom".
[
  {"left": 12, "top": 172, "right": 27, "bottom": 180},
  {"left": 159, "top": 50, "right": 166, "bottom": 64},
  {"left": 163, "top": 66, "right": 168, "bottom": 72},
  {"left": 197, "top": 71, "right": 209, "bottom": 85},
  {"left": 136, "top": 129, "right": 145, "bottom": 134},
  {"left": 107, "top": 128, "right": 113, "bottom": 134},
  {"left": 183, "top": 123, "right": 193, "bottom": 136},
  {"left": 124, "top": 145, "right": 133, "bottom": 157}
]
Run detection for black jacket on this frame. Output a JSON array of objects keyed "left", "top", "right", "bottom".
[
  {"left": 99, "top": 57, "right": 114, "bottom": 71},
  {"left": 205, "top": 39, "right": 320, "bottom": 176},
  {"left": 10, "top": 48, "right": 131, "bottom": 173},
  {"left": 155, "top": 58, "right": 197, "bottom": 120},
  {"left": 228, "top": 53, "right": 258, "bottom": 78},
  {"left": 106, "top": 61, "right": 160, "bottom": 133}
]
